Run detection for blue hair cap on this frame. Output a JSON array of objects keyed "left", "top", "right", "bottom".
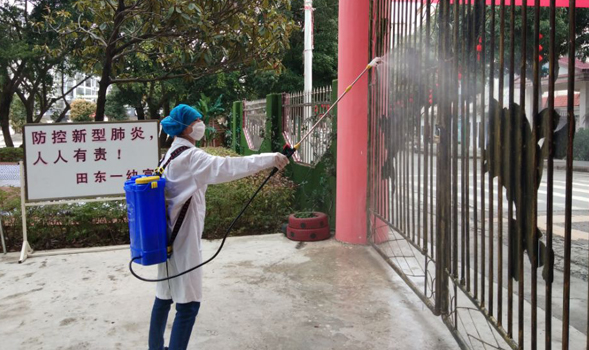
[{"left": 161, "top": 104, "right": 203, "bottom": 137}]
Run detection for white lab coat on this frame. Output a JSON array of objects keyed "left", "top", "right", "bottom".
[{"left": 156, "top": 137, "right": 276, "bottom": 303}]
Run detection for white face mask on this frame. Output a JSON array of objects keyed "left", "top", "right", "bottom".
[{"left": 189, "top": 122, "right": 205, "bottom": 141}]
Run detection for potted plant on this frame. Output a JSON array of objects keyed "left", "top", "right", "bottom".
[{"left": 285, "top": 211, "right": 330, "bottom": 242}]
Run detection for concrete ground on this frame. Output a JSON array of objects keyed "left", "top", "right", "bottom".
[{"left": 0, "top": 234, "right": 457, "bottom": 350}]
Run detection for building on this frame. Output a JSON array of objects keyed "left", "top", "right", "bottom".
[
  {"left": 49, "top": 73, "right": 101, "bottom": 115},
  {"left": 516, "top": 57, "right": 589, "bottom": 131},
  {"left": 45, "top": 73, "right": 130, "bottom": 121}
]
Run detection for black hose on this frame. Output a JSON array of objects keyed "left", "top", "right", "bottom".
[{"left": 128, "top": 167, "right": 279, "bottom": 282}]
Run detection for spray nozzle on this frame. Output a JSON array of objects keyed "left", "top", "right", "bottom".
[{"left": 367, "top": 56, "right": 383, "bottom": 69}]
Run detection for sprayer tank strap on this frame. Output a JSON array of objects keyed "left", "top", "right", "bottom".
[
  {"left": 159, "top": 146, "right": 191, "bottom": 169},
  {"left": 170, "top": 197, "right": 192, "bottom": 251},
  {"left": 158, "top": 145, "right": 192, "bottom": 256}
]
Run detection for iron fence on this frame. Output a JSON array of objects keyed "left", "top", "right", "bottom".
[
  {"left": 0, "top": 163, "right": 19, "bottom": 181},
  {"left": 368, "top": 0, "right": 587, "bottom": 349},
  {"left": 243, "top": 98, "right": 267, "bottom": 151},
  {"left": 282, "top": 87, "right": 332, "bottom": 166}
]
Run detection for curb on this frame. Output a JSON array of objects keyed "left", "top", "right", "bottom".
[
  {"left": 415, "top": 149, "right": 589, "bottom": 173},
  {"left": 548, "top": 161, "right": 589, "bottom": 173}
]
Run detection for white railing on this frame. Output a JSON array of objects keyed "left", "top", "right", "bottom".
[
  {"left": 282, "top": 86, "right": 332, "bottom": 166},
  {"left": 242, "top": 98, "right": 267, "bottom": 151}
]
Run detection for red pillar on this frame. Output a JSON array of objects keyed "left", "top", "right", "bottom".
[{"left": 335, "top": 0, "right": 370, "bottom": 244}]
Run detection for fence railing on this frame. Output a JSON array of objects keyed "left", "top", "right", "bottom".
[
  {"left": 368, "top": 0, "right": 587, "bottom": 349},
  {"left": 282, "top": 87, "right": 332, "bottom": 166},
  {"left": 242, "top": 98, "right": 267, "bottom": 151}
]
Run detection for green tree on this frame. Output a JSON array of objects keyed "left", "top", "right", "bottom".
[
  {"left": 574, "top": 128, "right": 589, "bottom": 161},
  {"left": 9, "top": 97, "right": 26, "bottom": 133},
  {"left": 409, "top": 5, "right": 589, "bottom": 114},
  {"left": 243, "top": 0, "right": 338, "bottom": 97},
  {"left": 173, "top": 71, "right": 246, "bottom": 112},
  {"left": 110, "top": 83, "right": 145, "bottom": 120},
  {"left": 70, "top": 99, "right": 95, "bottom": 121},
  {"left": 194, "top": 93, "right": 224, "bottom": 145},
  {"left": 46, "top": 0, "right": 294, "bottom": 121},
  {"left": 0, "top": 2, "right": 38, "bottom": 146},
  {"left": 104, "top": 86, "right": 129, "bottom": 120},
  {"left": 478, "top": 6, "right": 589, "bottom": 77},
  {"left": 0, "top": 0, "right": 82, "bottom": 146}
]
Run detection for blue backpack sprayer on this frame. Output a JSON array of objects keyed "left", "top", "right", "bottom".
[{"left": 125, "top": 57, "right": 383, "bottom": 282}]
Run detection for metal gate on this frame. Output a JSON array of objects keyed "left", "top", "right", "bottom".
[
  {"left": 367, "top": 0, "right": 588, "bottom": 348},
  {"left": 243, "top": 98, "right": 267, "bottom": 151},
  {"left": 282, "top": 87, "right": 333, "bottom": 166}
]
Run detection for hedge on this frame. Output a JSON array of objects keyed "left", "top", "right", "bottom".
[
  {"left": 0, "top": 147, "right": 295, "bottom": 251},
  {"left": 0, "top": 147, "right": 24, "bottom": 162},
  {"left": 574, "top": 128, "right": 589, "bottom": 161}
]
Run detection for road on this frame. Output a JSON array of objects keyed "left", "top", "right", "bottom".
[
  {"left": 393, "top": 154, "right": 589, "bottom": 240},
  {"left": 402, "top": 155, "right": 588, "bottom": 210},
  {"left": 389, "top": 154, "right": 587, "bottom": 277},
  {"left": 379, "top": 153, "right": 588, "bottom": 339}
]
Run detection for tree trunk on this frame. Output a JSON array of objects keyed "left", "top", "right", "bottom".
[
  {"left": 18, "top": 93, "right": 35, "bottom": 124},
  {"left": 54, "top": 105, "right": 70, "bottom": 123},
  {"left": 146, "top": 83, "right": 160, "bottom": 120},
  {"left": 164, "top": 135, "right": 174, "bottom": 148},
  {"left": 148, "top": 103, "right": 159, "bottom": 120},
  {"left": 0, "top": 90, "right": 15, "bottom": 147},
  {"left": 0, "top": 64, "right": 26, "bottom": 147},
  {"left": 158, "top": 98, "right": 172, "bottom": 147},
  {"left": 25, "top": 99, "right": 34, "bottom": 123},
  {"left": 95, "top": 1, "right": 123, "bottom": 122},
  {"left": 94, "top": 0, "right": 130, "bottom": 122},
  {"left": 158, "top": 129, "right": 168, "bottom": 149},
  {"left": 95, "top": 70, "right": 111, "bottom": 122},
  {"left": 52, "top": 82, "right": 72, "bottom": 123},
  {"left": 163, "top": 98, "right": 171, "bottom": 117},
  {"left": 135, "top": 105, "right": 145, "bottom": 120}
]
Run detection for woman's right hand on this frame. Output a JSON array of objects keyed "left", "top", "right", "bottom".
[{"left": 274, "top": 153, "right": 290, "bottom": 170}]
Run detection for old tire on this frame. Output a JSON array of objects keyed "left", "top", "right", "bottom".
[
  {"left": 286, "top": 226, "right": 330, "bottom": 242},
  {"left": 288, "top": 212, "right": 328, "bottom": 230}
]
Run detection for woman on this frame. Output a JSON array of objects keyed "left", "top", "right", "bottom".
[{"left": 149, "top": 104, "right": 289, "bottom": 350}]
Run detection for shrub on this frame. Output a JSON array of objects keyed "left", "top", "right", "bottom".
[
  {"left": 0, "top": 147, "right": 24, "bottom": 162},
  {"left": 70, "top": 99, "right": 96, "bottom": 122},
  {"left": 574, "top": 128, "right": 589, "bottom": 161},
  {"left": 201, "top": 147, "right": 296, "bottom": 239},
  {"left": 293, "top": 212, "right": 316, "bottom": 218},
  {"left": 200, "top": 146, "right": 239, "bottom": 157},
  {"left": 0, "top": 147, "right": 296, "bottom": 251},
  {"left": 0, "top": 195, "right": 129, "bottom": 252}
]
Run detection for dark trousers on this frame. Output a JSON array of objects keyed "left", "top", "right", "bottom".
[{"left": 148, "top": 297, "right": 201, "bottom": 350}]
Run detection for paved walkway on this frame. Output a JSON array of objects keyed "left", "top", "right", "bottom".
[
  {"left": 0, "top": 131, "right": 22, "bottom": 148},
  {"left": 0, "top": 234, "right": 457, "bottom": 350},
  {"left": 552, "top": 158, "right": 589, "bottom": 172}
]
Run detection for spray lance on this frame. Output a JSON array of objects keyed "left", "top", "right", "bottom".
[
  {"left": 279, "top": 57, "right": 383, "bottom": 160},
  {"left": 128, "top": 57, "right": 383, "bottom": 282}
]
